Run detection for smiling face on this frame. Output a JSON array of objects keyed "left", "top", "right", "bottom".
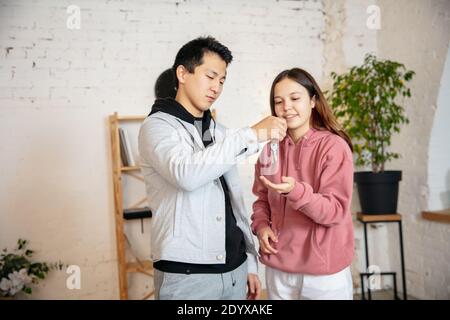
[
  {"left": 273, "top": 78, "right": 315, "bottom": 141},
  {"left": 176, "top": 52, "right": 227, "bottom": 117}
]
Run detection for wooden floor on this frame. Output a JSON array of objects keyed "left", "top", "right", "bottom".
[
  {"left": 259, "top": 289, "right": 268, "bottom": 300},
  {"left": 259, "top": 289, "right": 417, "bottom": 300},
  {"left": 353, "top": 290, "right": 417, "bottom": 300}
]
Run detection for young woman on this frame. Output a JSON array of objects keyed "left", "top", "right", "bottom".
[{"left": 251, "top": 68, "right": 355, "bottom": 300}]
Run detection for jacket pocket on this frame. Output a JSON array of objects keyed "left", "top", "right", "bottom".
[{"left": 173, "top": 191, "right": 183, "bottom": 237}]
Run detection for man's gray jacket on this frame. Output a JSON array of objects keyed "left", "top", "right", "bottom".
[{"left": 138, "top": 111, "right": 260, "bottom": 274}]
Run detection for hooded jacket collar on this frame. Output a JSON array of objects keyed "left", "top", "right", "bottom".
[
  {"left": 149, "top": 97, "right": 213, "bottom": 148},
  {"left": 149, "top": 97, "right": 212, "bottom": 128},
  {"left": 283, "top": 127, "right": 318, "bottom": 147}
]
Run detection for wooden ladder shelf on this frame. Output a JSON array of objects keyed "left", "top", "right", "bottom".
[{"left": 109, "top": 112, "right": 153, "bottom": 300}]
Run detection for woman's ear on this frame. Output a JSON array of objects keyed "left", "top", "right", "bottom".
[
  {"left": 176, "top": 65, "right": 187, "bottom": 85},
  {"left": 311, "top": 95, "right": 316, "bottom": 109}
]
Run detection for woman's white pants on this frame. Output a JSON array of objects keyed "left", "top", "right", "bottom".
[{"left": 265, "top": 265, "right": 353, "bottom": 300}]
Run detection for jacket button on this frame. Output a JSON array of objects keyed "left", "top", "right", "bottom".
[
  {"left": 216, "top": 216, "right": 222, "bottom": 222},
  {"left": 216, "top": 255, "right": 224, "bottom": 261}
]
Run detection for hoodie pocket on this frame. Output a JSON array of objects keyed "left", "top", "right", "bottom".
[
  {"left": 312, "top": 224, "right": 326, "bottom": 266},
  {"left": 173, "top": 191, "right": 183, "bottom": 237}
]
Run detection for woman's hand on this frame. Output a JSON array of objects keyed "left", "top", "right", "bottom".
[
  {"left": 259, "top": 175, "right": 296, "bottom": 194},
  {"left": 247, "top": 273, "right": 261, "bottom": 300},
  {"left": 256, "top": 226, "right": 279, "bottom": 255}
]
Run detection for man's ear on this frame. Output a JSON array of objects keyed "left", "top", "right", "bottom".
[{"left": 176, "top": 65, "right": 188, "bottom": 85}]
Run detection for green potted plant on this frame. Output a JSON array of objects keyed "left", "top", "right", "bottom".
[
  {"left": 0, "top": 239, "right": 64, "bottom": 299},
  {"left": 329, "top": 54, "right": 415, "bottom": 214}
]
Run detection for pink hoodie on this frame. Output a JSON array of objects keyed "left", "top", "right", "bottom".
[{"left": 251, "top": 127, "right": 354, "bottom": 275}]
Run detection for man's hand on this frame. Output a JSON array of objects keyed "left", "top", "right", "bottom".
[
  {"left": 251, "top": 116, "right": 287, "bottom": 142},
  {"left": 256, "top": 226, "right": 278, "bottom": 255},
  {"left": 247, "top": 273, "right": 261, "bottom": 300},
  {"left": 259, "top": 176, "right": 295, "bottom": 194}
]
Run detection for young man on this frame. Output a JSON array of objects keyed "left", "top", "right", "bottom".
[{"left": 138, "top": 36, "right": 287, "bottom": 300}]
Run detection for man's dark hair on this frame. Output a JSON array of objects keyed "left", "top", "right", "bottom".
[
  {"left": 172, "top": 36, "right": 233, "bottom": 88},
  {"left": 154, "top": 68, "right": 177, "bottom": 99}
]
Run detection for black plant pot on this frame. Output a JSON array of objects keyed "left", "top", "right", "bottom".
[{"left": 354, "top": 171, "right": 402, "bottom": 215}]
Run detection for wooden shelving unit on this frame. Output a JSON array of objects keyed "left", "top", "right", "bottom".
[
  {"left": 121, "top": 166, "right": 141, "bottom": 172},
  {"left": 356, "top": 212, "right": 402, "bottom": 222},
  {"left": 109, "top": 112, "right": 153, "bottom": 300},
  {"left": 356, "top": 212, "right": 407, "bottom": 300}
]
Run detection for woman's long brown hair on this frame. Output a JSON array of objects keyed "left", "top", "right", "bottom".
[{"left": 270, "top": 68, "right": 353, "bottom": 152}]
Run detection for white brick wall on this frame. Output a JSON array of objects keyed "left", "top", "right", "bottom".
[
  {"left": 377, "top": 0, "right": 450, "bottom": 300},
  {"left": 424, "top": 45, "right": 450, "bottom": 298},
  {"left": 428, "top": 46, "right": 450, "bottom": 211}
]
